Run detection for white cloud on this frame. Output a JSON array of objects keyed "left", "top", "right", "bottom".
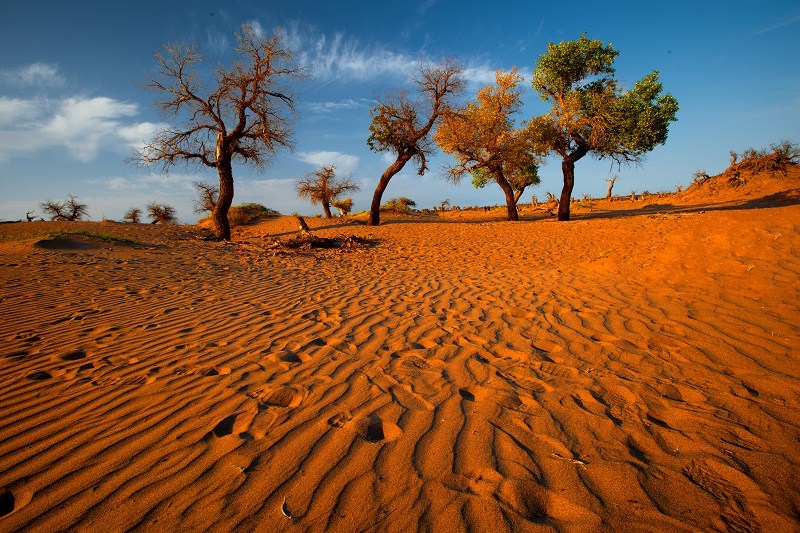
[
  {"left": 0, "top": 62, "right": 65, "bottom": 87},
  {"left": 0, "top": 96, "right": 156, "bottom": 162},
  {"left": 305, "top": 98, "right": 367, "bottom": 113},
  {"left": 0, "top": 97, "right": 40, "bottom": 125},
  {"left": 296, "top": 150, "right": 359, "bottom": 174},
  {"left": 285, "top": 23, "right": 421, "bottom": 81},
  {"left": 463, "top": 65, "right": 499, "bottom": 87}
]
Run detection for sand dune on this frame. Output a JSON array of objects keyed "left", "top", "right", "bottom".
[{"left": 1, "top": 174, "right": 799, "bottom": 531}]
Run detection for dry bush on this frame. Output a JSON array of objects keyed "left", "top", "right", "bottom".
[
  {"left": 331, "top": 197, "right": 354, "bottom": 216},
  {"left": 40, "top": 194, "right": 88, "bottom": 221},
  {"left": 147, "top": 202, "right": 177, "bottom": 224},
  {"left": 227, "top": 203, "right": 280, "bottom": 226},
  {"left": 727, "top": 140, "right": 799, "bottom": 176},
  {"left": 123, "top": 208, "right": 142, "bottom": 223},
  {"left": 382, "top": 197, "right": 416, "bottom": 213}
]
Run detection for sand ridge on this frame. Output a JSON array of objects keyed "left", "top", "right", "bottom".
[{"left": 0, "top": 181, "right": 799, "bottom": 530}]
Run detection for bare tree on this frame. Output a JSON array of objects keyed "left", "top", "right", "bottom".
[
  {"left": 147, "top": 202, "right": 177, "bottom": 224},
  {"left": 366, "top": 60, "right": 464, "bottom": 226},
  {"left": 133, "top": 24, "right": 305, "bottom": 240},
  {"left": 193, "top": 181, "right": 219, "bottom": 214},
  {"left": 123, "top": 208, "right": 142, "bottom": 223},
  {"left": 40, "top": 194, "right": 88, "bottom": 221},
  {"left": 295, "top": 164, "right": 360, "bottom": 218}
]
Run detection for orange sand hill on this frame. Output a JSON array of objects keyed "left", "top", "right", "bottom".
[{"left": 1, "top": 168, "right": 799, "bottom": 531}]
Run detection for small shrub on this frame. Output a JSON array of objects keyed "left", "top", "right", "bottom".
[
  {"left": 227, "top": 203, "right": 281, "bottom": 226},
  {"left": 123, "top": 208, "right": 142, "bottom": 224},
  {"left": 331, "top": 197, "right": 354, "bottom": 216},
  {"left": 147, "top": 202, "right": 177, "bottom": 224},
  {"left": 40, "top": 194, "right": 88, "bottom": 221},
  {"left": 692, "top": 169, "right": 710, "bottom": 183},
  {"left": 382, "top": 197, "right": 416, "bottom": 213}
]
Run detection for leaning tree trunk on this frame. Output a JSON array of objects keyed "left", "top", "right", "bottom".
[
  {"left": 213, "top": 156, "right": 234, "bottom": 240},
  {"left": 558, "top": 158, "right": 575, "bottom": 221},
  {"left": 367, "top": 151, "right": 414, "bottom": 226},
  {"left": 495, "top": 173, "right": 519, "bottom": 221},
  {"left": 322, "top": 202, "right": 333, "bottom": 218}
]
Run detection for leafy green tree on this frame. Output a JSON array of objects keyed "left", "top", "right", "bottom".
[
  {"left": 527, "top": 34, "right": 678, "bottom": 220},
  {"left": 134, "top": 24, "right": 304, "bottom": 240},
  {"left": 367, "top": 60, "right": 464, "bottom": 226}
]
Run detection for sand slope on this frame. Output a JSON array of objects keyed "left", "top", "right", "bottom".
[{"left": 1, "top": 177, "right": 799, "bottom": 531}]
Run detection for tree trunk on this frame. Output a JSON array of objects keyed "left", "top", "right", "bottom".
[
  {"left": 513, "top": 188, "right": 524, "bottom": 205},
  {"left": 558, "top": 158, "right": 575, "bottom": 221},
  {"left": 322, "top": 203, "right": 332, "bottom": 218},
  {"left": 495, "top": 173, "right": 519, "bottom": 221},
  {"left": 605, "top": 177, "right": 616, "bottom": 199},
  {"left": 367, "top": 151, "right": 414, "bottom": 226},
  {"left": 213, "top": 156, "right": 234, "bottom": 240}
]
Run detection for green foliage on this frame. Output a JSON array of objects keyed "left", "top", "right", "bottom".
[
  {"left": 471, "top": 164, "right": 540, "bottom": 193},
  {"left": 532, "top": 33, "right": 618, "bottom": 98},
  {"left": 528, "top": 35, "right": 679, "bottom": 164},
  {"left": 382, "top": 197, "right": 417, "bottom": 213}
]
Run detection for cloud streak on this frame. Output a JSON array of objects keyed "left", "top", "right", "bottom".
[{"left": 296, "top": 150, "right": 359, "bottom": 174}]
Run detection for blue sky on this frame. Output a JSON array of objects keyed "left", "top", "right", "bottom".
[{"left": 1, "top": 1, "right": 798, "bottom": 222}]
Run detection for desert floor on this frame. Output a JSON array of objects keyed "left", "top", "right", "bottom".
[{"left": 1, "top": 174, "right": 799, "bottom": 531}]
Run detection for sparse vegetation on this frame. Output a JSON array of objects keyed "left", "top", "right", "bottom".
[
  {"left": 123, "top": 208, "right": 142, "bottom": 224},
  {"left": 727, "top": 140, "right": 799, "bottom": 175},
  {"left": 147, "top": 202, "right": 178, "bottom": 224},
  {"left": 40, "top": 194, "right": 89, "bottom": 221}
]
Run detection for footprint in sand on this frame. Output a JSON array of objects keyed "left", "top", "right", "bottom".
[
  {"left": 200, "top": 366, "right": 231, "bottom": 377},
  {"left": 256, "top": 386, "right": 306, "bottom": 409},
  {"left": 327, "top": 411, "right": 353, "bottom": 428},
  {"left": 59, "top": 349, "right": 87, "bottom": 361},
  {"left": 26, "top": 370, "right": 53, "bottom": 381},
  {"left": 357, "top": 416, "right": 403, "bottom": 443}
]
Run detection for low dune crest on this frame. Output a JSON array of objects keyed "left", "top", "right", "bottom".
[{"left": 0, "top": 168, "right": 798, "bottom": 531}]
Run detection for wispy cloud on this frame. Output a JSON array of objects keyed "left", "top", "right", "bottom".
[
  {"left": 305, "top": 98, "right": 368, "bottom": 113},
  {"left": 752, "top": 9, "right": 800, "bottom": 36},
  {"left": 0, "top": 96, "right": 156, "bottom": 162},
  {"left": 0, "top": 62, "right": 65, "bottom": 87},
  {"left": 296, "top": 150, "right": 359, "bottom": 174}
]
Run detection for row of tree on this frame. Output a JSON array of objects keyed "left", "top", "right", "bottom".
[{"left": 134, "top": 26, "right": 678, "bottom": 240}]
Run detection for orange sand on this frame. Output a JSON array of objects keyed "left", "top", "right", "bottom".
[{"left": 1, "top": 170, "right": 799, "bottom": 531}]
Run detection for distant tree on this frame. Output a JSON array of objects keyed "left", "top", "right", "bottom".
[
  {"left": 435, "top": 69, "right": 540, "bottom": 221},
  {"left": 605, "top": 176, "right": 617, "bottom": 198},
  {"left": 527, "top": 34, "right": 678, "bottom": 220},
  {"left": 382, "top": 197, "right": 416, "bottom": 213},
  {"left": 133, "top": 23, "right": 305, "bottom": 240},
  {"left": 40, "top": 194, "right": 88, "bottom": 221},
  {"left": 331, "top": 197, "right": 354, "bottom": 216},
  {"left": 147, "top": 202, "right": 177, "bottom": 224},
  {"left": 295, "top": 164, "right": 360, "bottom": 218},
  {"left": 193, "top": 181, "right": 219, "bottom": 214},
  {"left": 367, "top": 60, "right": 464, "bottom": 226},
  {"left": 123, "top": 207, "right": 143, "bottom": 223}
]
